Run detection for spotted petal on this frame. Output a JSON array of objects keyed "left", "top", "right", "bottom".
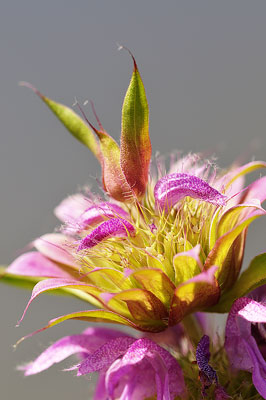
[
  {"left": 154, "top": 173, "right": 227, "bottom": 213},
  {"left": 78, "top": 202, "right": 129, "bottom": 231},
  {"left": 78, "top": 218, "right": 135, "bottom": 250}
]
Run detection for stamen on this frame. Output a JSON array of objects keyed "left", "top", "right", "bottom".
[
  {"left": 77, "top": 218, "right": 135, "bottom": 251},
  {"left": 154, "top": 173, "right": 227, "bottom": 213}
]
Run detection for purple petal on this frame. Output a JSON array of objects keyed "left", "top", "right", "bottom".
[
  {"left": 196, "top": 335, "right": 218, "bottom": 385},
  {"left": 105, "top": 338, "right": 186, "bottom": 400},
  {"left": 78, "top": 202, "right": 129, "bottom": 231},
  {"left": 93, "top": 372, "right": 108, "bottom": 400},
  {"left": 34, "top": 234, "right": 76, "bottom": 267},
  {"left": 21, "top": 326, "right": 131, "bottom": 376},
  {"left": 54, "top": 194, "right": 90, "bottom": 223},
  {"left": 77, "top": 337, "right": 136, "bottom": 375},
  {"left": 225, "top": 297, "right": 266, "bottom": 398},
  {"left": 154, "top": 173, "right": 227, "bottom": 213},
  {"left": 7, "top": 252, "right": 72, "bottom": 278},
  {"left": 78, "top": 218, "right": 135, "bottom": 251}
]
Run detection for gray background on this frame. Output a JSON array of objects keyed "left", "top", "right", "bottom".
[{"left": 1, "top": 1, "right": 266, "bottom": 399}]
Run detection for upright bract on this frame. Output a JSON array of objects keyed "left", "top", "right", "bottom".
[{"left": 120, "top": 54, "right": 151, "bottom": 198}]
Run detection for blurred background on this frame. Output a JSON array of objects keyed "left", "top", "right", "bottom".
[{"left": 1, "top": 1, "right": 266, "bottom": 399}]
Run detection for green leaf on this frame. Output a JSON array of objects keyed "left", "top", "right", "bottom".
[
  {"left": 19, "top": 82, "right": 101, "bottom": 160},
  {"left": 120, "top": 54, "right": 151, "bottom": 198},
  {"left": 210, "top": 253, "right": 266, "bottom": 312}
]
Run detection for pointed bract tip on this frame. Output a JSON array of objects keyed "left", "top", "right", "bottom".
[
  {"left": 117, "top": 44, "right": 138, "bottom": 71},
  {"left": 19, "top": 81, "right": 44, "bottom": 99}
]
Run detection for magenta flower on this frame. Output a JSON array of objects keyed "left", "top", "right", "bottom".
[
  {"left": 225, "top": 286, "right": 266, "bottom": 398},
  {"left": 20, "top": 326, "right": 186, "bottom": 400}
]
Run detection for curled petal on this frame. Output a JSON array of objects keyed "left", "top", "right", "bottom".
[
  {"left": 154, "top": 173, "right": 227, "bottom": 213},
  {"left": 78, "top": 218, "right": 135, "bottom": 251},
  {"left": 78, "top": 202, "right": 129, "bottom": 231}
]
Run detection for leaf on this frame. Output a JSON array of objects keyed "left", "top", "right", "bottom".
[
  {"left": 210, "top": 253, "right": 266, "bottom": 312},
  {"left": 120, "top": 54, "right": 151, "bottom": 198},
  {"left": 19, "top": 82, "right": 101, "bottom": 160}
]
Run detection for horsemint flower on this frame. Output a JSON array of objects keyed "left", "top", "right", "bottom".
[{"left": 3, "top": 52, "right": 266, "bottom": 340}]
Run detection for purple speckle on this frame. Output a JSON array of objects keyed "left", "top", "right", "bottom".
[
  {"left": 196, "top": 335, "right": 218, "bottom": 385},
  {"left": 78, "top": 202, "right": 129, "bottom": 231},
  {"left": 78, "top": 218, "right": 135, "bottom": 251},
  {"left": 154, "top": 173, "right": 227, "bottom": 213}
]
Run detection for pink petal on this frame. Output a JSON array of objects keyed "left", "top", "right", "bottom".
[
  {"left": 54, "top": 194, "right": 90, "bottom": 223},
  {"left": 241, "top": 176, "right": 266, "bottom": 205},
  {"left": 105, "top": 358, "right": 156, "bottom": 400},
  {"left": 21, "top": 326, "right": 131, "bottom": 376},
  {"left": 34, "top": 234, "right": 76, "bottom": 267},
  {"left": 105, "top": 338, "right": 186, "bottom": 400},
  {"left": 78, "top": 218, "right": 135, "bottom": 251},
  {"left": 225, "top": 297, "right": 266, "bottom": 398},
  {"left": 7, "top": 252, "right": 72, "bottom": 278},
  {"left": 154, "top": 173, "right": 227, "bottom": 213},
  {"left": 78, "top": 202, "right": 129, "bottom": 231}
]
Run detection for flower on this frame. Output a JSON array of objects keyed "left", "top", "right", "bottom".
[
  {"left": 20, "top": 326, "right": 186, "bottom": 400},
  {"left": 4, "top": 54, "right": 266, "bottom": 338},
  {"left": 225, "top": 285, "right": 266, "bottom": 398}
]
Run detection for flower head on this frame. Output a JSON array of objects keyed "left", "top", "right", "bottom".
[{"left": 6, "top": 55, "right": 266, "bottom": 338}]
